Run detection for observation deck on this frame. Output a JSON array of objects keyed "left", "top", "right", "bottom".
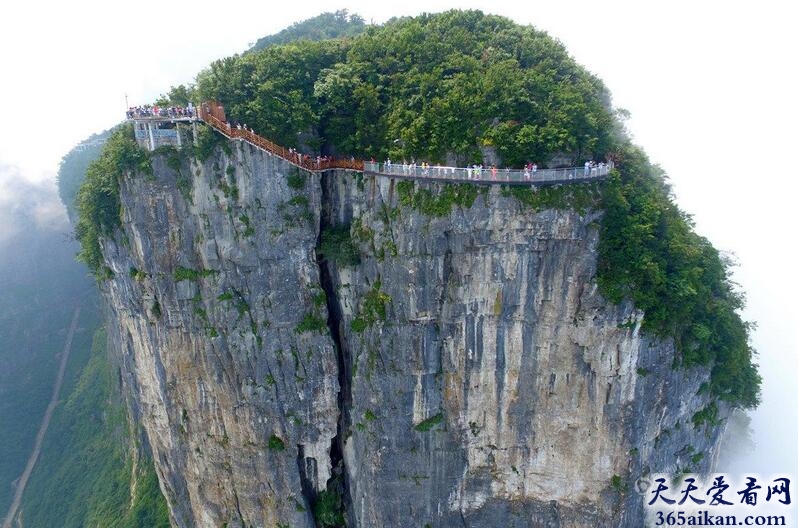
[{"left": 127, "top": 106, "right": 198, "bottom": 151}]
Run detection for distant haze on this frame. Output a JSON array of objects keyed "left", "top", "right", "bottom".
[{"left": 0, "top": 164, "right": 68, "bottom": 247}]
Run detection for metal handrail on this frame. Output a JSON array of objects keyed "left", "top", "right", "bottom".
[
  {"left": 197, "top": 100, "right": 610, "bottom": 184},
  {"left": 362, "top": 162, "right": 611, "bottom": 184}
]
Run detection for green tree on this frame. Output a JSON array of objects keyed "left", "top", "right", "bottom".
[
  {"left": 57, "top": 130, "right": 112, "bottom": 221},
  {"left": 155, "top": 84, "right": 196, "bottom": 107},
  {"left": 249, "top": 10, "right": 366, "bottom": 52},
  {"left": 597, "top": 144, "right": 760, "bottom": 408},
  {"left": 196, "top": 10, "right": 616, "bottom": 165}
]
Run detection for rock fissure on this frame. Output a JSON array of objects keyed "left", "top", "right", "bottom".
[
  {"left": 314, "top": 170, "right": 354, "bottom": 527},
  {"left": 296, "top": 445, "right": 317, "bottom": 512}
]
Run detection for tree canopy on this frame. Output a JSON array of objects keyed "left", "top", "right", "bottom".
[
  {"left": 249, "top": 9, "right": 366, "bottom": 52},
  {"left": 197, "top": 10, "right": 617, "bottom": 166},
  {"left": 598, "top": 145, "right": 760, "bottom": 407}
]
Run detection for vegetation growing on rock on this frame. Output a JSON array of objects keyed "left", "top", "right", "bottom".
[
  {"left": 75, "top": 124, "right": 150, "bottom": 275},
  {"left": 598, "top": 145, "right": 760, "bottom": 407}
]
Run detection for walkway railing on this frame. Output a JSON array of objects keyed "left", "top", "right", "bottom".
[
  {"left": 197, "top": 100, "right": 611, "bottom": 185},
  {"left": 363, "top": 162, "right": 611, "bottom": 184},
  {"left": 199, "top": 102, "right": 364, "bottom": 172}
]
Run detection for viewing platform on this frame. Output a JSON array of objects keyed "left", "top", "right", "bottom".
[{"left": 128, "top": 106, "right": 198, "bottom": 151}]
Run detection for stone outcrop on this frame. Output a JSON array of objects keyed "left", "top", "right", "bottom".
[{"left": 99, "top": 138, "right": 723, "bottom": 527}]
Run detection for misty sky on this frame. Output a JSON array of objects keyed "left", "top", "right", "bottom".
[
  {"left": 0, "top": 0, "right": 795, "bottom": 478},
  {"left": 0, "top": 164, "right": 67, "bottom": 245}
]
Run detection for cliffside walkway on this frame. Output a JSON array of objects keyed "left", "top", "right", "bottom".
[{"left": 195, "top": 101, "right": 612, "bottom": 185}]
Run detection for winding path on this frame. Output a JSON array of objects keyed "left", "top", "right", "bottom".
[{"left": 2, "top": 307, "right": 81, "bottom": 528}]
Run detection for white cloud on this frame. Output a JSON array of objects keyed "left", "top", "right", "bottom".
[{"left": 0, "top": 164, "right": 68, "bottom": 246}]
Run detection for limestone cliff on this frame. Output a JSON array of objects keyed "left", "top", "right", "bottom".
[{"left": 99, "top": 138, "right": 724, "bottom": 527}]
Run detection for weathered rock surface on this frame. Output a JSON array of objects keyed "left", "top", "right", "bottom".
[
  {"left": 322, "top": 173, "right": 722, "bottom": 527},
  {"left": 103, "top": 143, "right": 338, "bottom": 527},
  {"left": 99, "top": 138, "right": 723, "bottom": 528}
]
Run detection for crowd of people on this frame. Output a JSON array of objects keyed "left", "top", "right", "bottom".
[
  {"left": 584, "top": 160, "right": 609, "bottom": 176},
  {"left": 285, "top": 147, "right": 343, "bottom": 168},
  {"left": 126, "top": 103, "right": 196, "bottom": 120}
]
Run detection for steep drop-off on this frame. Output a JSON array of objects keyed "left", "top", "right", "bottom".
[{"left": 97, "top": 139, "right": 724, "bottom": 527}]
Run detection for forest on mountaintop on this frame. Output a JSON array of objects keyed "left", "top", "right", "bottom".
[
  {"left": 248, "top": 9, "right": 366, "bottom": 52},
  {"left": 194, "top": 10, "right": 619, "bottom": 166}
]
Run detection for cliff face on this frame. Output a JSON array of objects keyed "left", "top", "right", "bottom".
[
  {"left": 103, "top": 144, "right": 338, "bottom": 527},
  {"left": 100, "top": 139, "right": 724, "bottom": 528}
]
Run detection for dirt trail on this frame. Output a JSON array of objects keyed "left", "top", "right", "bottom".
[{"left": 2, "top": 307, "right": 80, "bottom": 528}]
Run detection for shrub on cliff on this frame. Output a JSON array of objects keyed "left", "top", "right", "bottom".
[{"left": 75, "top": 124, "right": 150, "bottom": 276}]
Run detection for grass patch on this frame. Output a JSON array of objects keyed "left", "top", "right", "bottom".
[
  {"left": 692, "top": 402, "right": 720, "bottom": 428},
  {"left": 351, "top": 280, "right": 391, "bottom": 333},
  {"left": 414, "top": 412, "right": 443, "bottom": 432},
  {"left": 218, "top": 180, "right": 239, "bottom": 201},
  {"left": 313, "top": 486, "right": 345, "bottom": 528},
  {"left": 397, "top": 181, "right": 481, "bottom": 217},
  {"left": 238, "top": 214, "right": 255, "bottom": 237},
  {"left": 611, "top": 474, "right": 628, "bottom": 493},
  {"left": 501, "top": 181, "right": 603, "bottom": 212},
  {"left": 318, "top": 225, "right": 360, "bottom": 266},
  {"left": 295, "top": 313, "right": 327, "bottom": 334},
  {"left": 312, "top": 289, "right": 327, "bottom": 308},
  {"left": 287, "top": 171, "right": 305, "bottom": 189},
  {"left": 350, "top": 317, "right": 368, "bottom": 333},
  {"left": 129, "top": 267, "right": 147, "bottom": 281},
  {"left": 287, "top": 195, "right": 309, "bottom": 207},
  {"left": 268, "top": 434, "right": 286, "bottom": 451},
  {"left": 173, "top": 266, "right": 218, "bottom": 281}
]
